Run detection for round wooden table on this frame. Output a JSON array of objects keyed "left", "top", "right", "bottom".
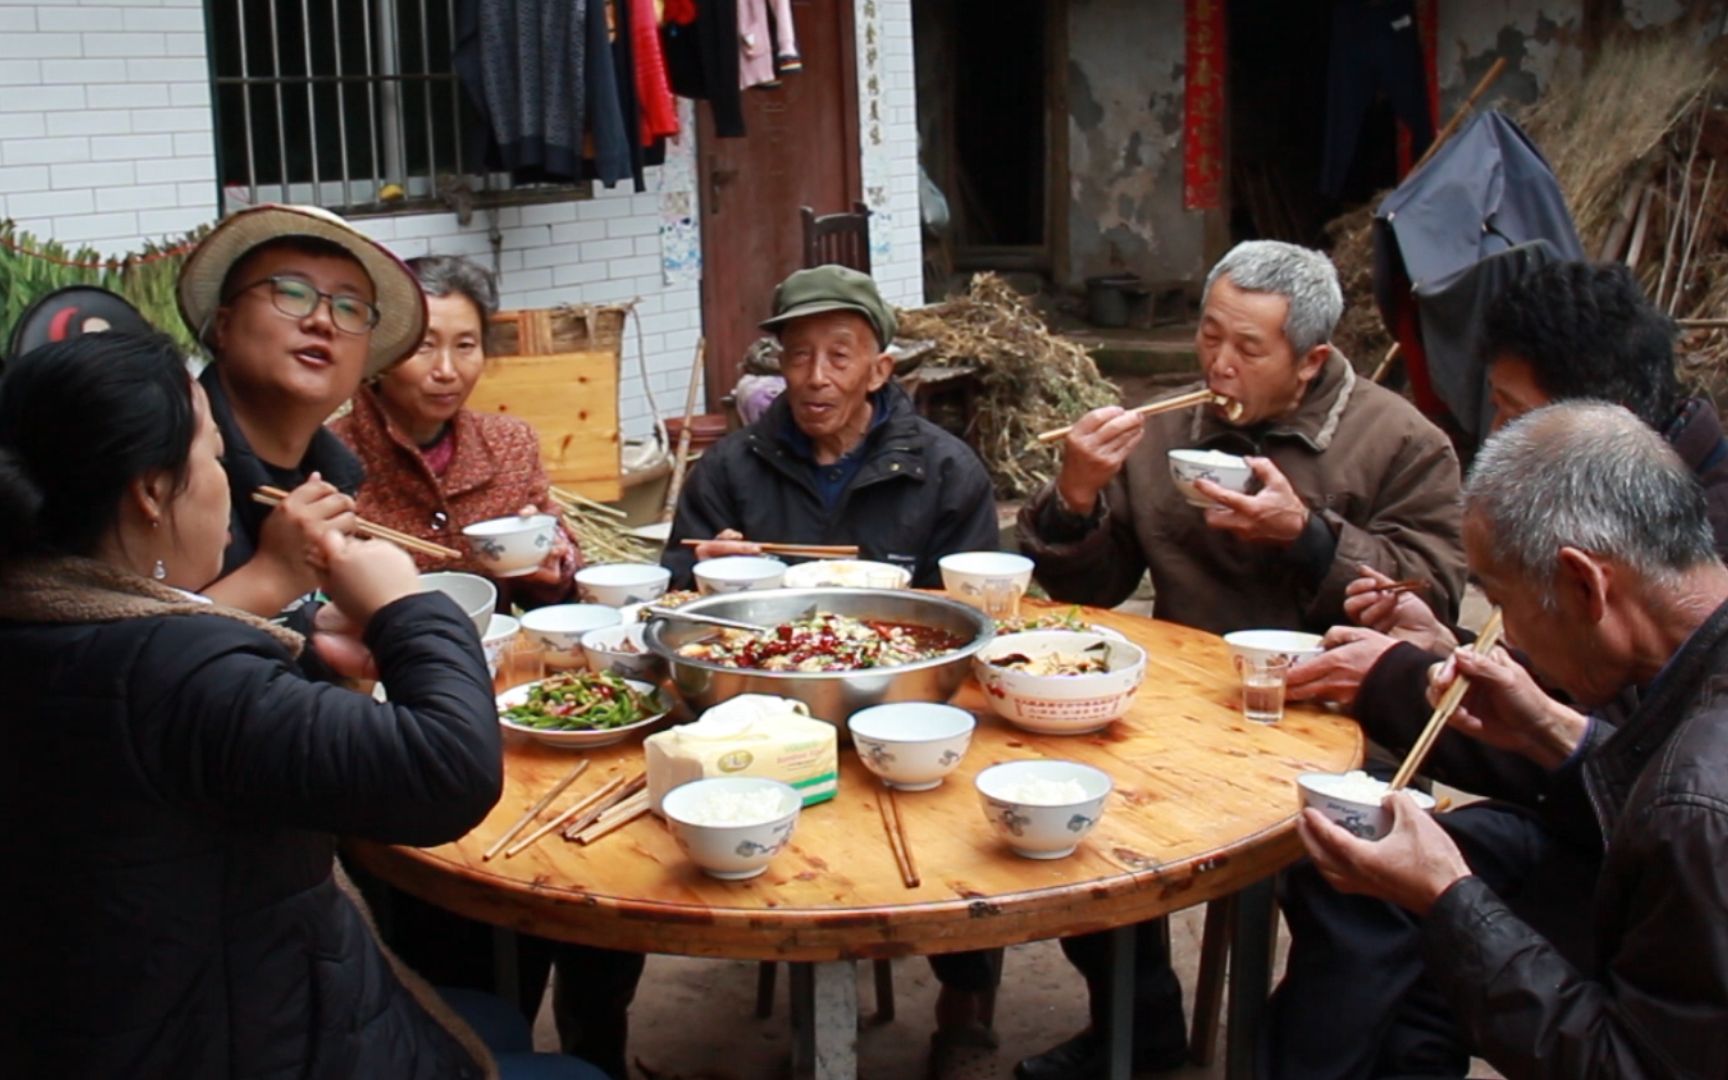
[{"left": 349, "top": 601, "right": 1360, "bottom": 1079}]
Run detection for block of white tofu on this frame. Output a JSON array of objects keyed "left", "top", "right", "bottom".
[{"left": 645, "top": 695, "right": 839, "bottom": 815}]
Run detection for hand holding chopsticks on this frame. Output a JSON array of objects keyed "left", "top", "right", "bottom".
[
  {"left": 1389, "top": 608, "right": 1505, "bottom": 790},
  {"left": 252, "top": 485, "right": 462, "bottom": 562},
  {"left": 679, "top": 538, "right": 860, "bottom": 560},
  {"left": 1035, "top": 388, "right": 1244, "bottom": 444}
]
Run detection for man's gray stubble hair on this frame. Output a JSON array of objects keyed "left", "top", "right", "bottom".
[
  {"left": 1203, "top": 240, "right": 1344, "bottom": 355},
  {"left": 1465, "top": 401, "right": 1718, "bottom": 609}
]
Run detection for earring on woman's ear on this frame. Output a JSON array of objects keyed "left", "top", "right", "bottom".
[{"left": 152, "top": 560, "right": 168, "bottom": 581}]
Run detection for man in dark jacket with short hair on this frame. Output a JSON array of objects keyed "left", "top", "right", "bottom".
[
  {"left": 662, "top": 265, "right": 1000, "bottom": 590},
  {"left": 1278, "top": 403, "right": 1728, "bottom": 1078}
]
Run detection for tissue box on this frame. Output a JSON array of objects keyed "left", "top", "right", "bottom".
[{"left": 646, "top": 695, "right": 839, "bottom": 815}]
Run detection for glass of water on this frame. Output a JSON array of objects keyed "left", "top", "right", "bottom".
[{"left": 1237, "top": 654, "right": 1291, "bottom": 724}]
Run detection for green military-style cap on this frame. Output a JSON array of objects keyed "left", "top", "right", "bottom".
[{"left": 759, "top": 264, "right": 897, "bottom": 349}]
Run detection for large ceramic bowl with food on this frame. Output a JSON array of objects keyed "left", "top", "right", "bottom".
[
  {"left": 976, "top": 760, "right": 1113, "bottom": 859},
  {"left": 661, "top": 776, "right": 803, "bottom": 880},
  {"left": 496, "top": 670, "right": 672, "bottom": 749},
  {"left": 972, "top": 631, "right": 1147, "bottom": 735},
  {"left": 1296, "top": 770, "right": 1436, "bottom": 841},
  {"left": 643, "top": 588, "right": 993, "bottom": 729}
]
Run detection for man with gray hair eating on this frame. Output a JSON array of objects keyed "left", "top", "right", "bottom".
[
  {"left": 1293, "top": 401, "right": 1728, "bottom": 1078},
  {"left": 1014, "top": 240, "right": 1466, "bottom": 1079}
]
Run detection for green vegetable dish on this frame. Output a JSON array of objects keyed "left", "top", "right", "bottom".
[{"left": 502, "top": 671, "right": 658, "bottom": 732}]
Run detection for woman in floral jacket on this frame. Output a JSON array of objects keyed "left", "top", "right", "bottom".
[{"left": 330, "top": 255, "right": 581, "bottom": 608}]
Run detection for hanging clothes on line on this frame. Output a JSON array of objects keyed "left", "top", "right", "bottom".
[
  {"left": 453, "top": 0, "right": 592, "bottom": 182},
  {"left": 738, "top": 0, "right": 800, "bottom": 89},
  {"left": 1319, "top": 0, "right": 1434, "bottom": 199},
  {"left": 583, "top": 0, "right": 634, "bottom": 188},
  {"left": 631, "top": 0, "right": 681, "bottom": 144},
  {"left": 663, "top": 0, "right": 746, "bottom": 136}
]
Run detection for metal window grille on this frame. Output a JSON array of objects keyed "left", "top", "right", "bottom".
[{"left": 206, "top": 0, "right": 588, "bottom": 216}]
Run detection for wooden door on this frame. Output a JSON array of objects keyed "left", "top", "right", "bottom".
[{"left": 696, "top": 0, "right": 862, "bottom": 411}]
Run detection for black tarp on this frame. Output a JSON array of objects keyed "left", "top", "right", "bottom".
[{"left": 1372, "top": 110, "right": 1584, "bottom": 440}]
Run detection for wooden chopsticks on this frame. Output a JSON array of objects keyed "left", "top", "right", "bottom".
[
  {"left": 563, "top": 772, "right": 647, "bottom": 841},
  {"left": 573, "top": 785, "right": 652, "bottom": 845},
  {"left": 678, "top": 539, "right": 860, "bottom": 559},
  {"left": 483, "top": 759, "right": 589, "bottom": 860},
  {"left": 252, "top": 485, "right": 463, "bottom": 561},
  {"left": 1389, "top": 608, "right": 1505, "bottom": 791},
  {"left": 500, "top": 770, "right": 646, "bottom": 858},
  {"left": 1035, "top": 388, "right": 1241, "bottom": 444},
  {"left": 876, "top": 787, "right": 920, "bottom": 889},
  {"left": 1366, "top": 578, "right": 1427, "bottom": 599}
]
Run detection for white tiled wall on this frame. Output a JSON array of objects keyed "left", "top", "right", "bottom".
[{"left": 0, "top": 0, "right": 922, "bottom": 438}]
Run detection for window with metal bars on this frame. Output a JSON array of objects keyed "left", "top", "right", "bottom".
[{"left": 205, "top": 0, "right": 589, "bottom": 216}]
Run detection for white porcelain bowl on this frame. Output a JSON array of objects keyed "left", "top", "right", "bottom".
[
  {"left": 1224, "top": 629, "right": 1325, "bottom": 668},
  {"left": 580, "top": 622, "right": 665, "bottom": 681},
  {"left": 576, "top": 562, "right": 673, "bottom": 606},
  {"left": 1168, "top": 449, "right": 1254, "bottom": 508},
  {"left": 419, "top": 571, "right": 497, "bottom": 635},
  {"left": 975, "top": 760, "right": 1113, "bottom": 859},
  {"left": 461, "top": 514, "right": 560, "bottom": 578},
  {"left": 938, "top": 551, "right": 1034, "bottom": 608},
  {"left": 520, "top": 603, "right": 621, "bottom": 669},
  {"left": 782, "top": 559, "right": 912, "bottom": 590},
  {"left": 480, "top": 613, "right": 520, "bottom": 677},
  {"left": 694, "top": 555, "right": 787, "bottom": 595},
  {"left": 661, "top": 776, "right": 803, "bottom": 880},
  {"left": 1296, "top": 771, "right": 1436, "bottom": 841},
  {"left": 972, "top": 631, "right": 1147, "bottom": 735},
  {"left": 847, "top": 702, "right": 977, "bottom": 791}
]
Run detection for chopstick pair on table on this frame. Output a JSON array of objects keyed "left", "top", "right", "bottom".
[
  {"left": 678, "top": 539, "right": 860, "bottom": 560},
  {"left": 252, "top": 485, "right": 463, "bottom": 562},
  {"left": 483, "top": 761, "right": 650, "bottom": 859},
  {"left": 876, "top": 786, "right": 920, "bottom": 889}
]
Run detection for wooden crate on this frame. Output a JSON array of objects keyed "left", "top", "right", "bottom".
[{"left": 464, "top": 305, "right": 626, "bottom": 500}]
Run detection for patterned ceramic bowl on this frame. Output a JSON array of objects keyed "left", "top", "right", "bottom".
[
  {"left": 975, "top": 760, "right": 1113, "bottom": 859},
  {"left": 462, "top": 514, "right": 560, "bottom": 578},
  {"left": 847, "top": 702, "right": 976, "bottom": 791},
  {"left": 661, "top": 777, "right": 802, "bottom": 880}
]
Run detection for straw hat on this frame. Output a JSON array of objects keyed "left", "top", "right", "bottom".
[{"left": 177, "top": 204, "right": 427, "bottom": 378}]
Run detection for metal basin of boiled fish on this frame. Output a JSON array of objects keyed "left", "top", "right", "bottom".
[{"left": 642, "top": 588, "right": 994, "bottom": 732}]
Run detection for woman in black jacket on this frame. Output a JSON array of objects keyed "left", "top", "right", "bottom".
[{"left": 0, "top": 333, "right": 602, "bottom": 1079}]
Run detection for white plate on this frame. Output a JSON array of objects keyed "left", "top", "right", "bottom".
[{"left": 495, "top": 676, "right": 672, "bottom": 749}]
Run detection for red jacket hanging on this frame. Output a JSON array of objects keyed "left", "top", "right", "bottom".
[{"left": 632, "top": 0, "right": 680, "bottom": 143}]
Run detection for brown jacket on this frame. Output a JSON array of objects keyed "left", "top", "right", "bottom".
[
  {"left": 329, "top": 387, "right": 581, "bottom": 608},
  {"left": 1018, "top": 354, "right": 1465, "bottom": 634}
]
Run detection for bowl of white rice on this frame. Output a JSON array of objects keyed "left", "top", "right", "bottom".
[
  {"left": 661, "top": 776, "right": 803, "bottom": 879},
  {"left": 1168, "top": 448, "right": 1254, "bottom": 508},
  {"left": 975, "top": 760, "right": 1113, "bottom": 859},
  {"left": 1295, "top": 770, "right": 1436, "bottom": 841}
]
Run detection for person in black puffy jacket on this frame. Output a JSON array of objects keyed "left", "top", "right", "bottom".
[{"left": 0, "top": 333, "right": 602, "bottom": 1080}]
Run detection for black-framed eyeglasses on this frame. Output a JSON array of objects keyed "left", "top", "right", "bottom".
[{"left": 228, "top": 275, "right": 381, "bottom": 335}]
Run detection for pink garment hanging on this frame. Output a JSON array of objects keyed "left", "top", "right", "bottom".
[
  {"left": 738, "top": 0, "right": 799, "bottom": 89},
  {"left": 631, "top": 0, "right": 680, "bottom": 142}
]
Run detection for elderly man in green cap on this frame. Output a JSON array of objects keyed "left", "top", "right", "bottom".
[
  {"left": 658, "top": 265, "right": 1007, "bottom": 1075},
  {"left": 662, "top": 264, "right": 1000, "bottom": 590}
]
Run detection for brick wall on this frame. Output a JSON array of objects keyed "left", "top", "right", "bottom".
[{"left": 0, "top": 0, "right": 920, "bottom": 440}]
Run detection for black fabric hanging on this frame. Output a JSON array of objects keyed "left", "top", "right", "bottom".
[
  {"left": 1320, "top": 0, "right": 1434, "bottom": 199},
  {"left": 662, "top": 0, "right": 746, "bottom": 137},
  {"left": 453, "top": 0, "right": 591, "bottom": 182},
  {"left": 597, "top": 0, "right": 648, "bottom": 193},
  {"left": 582, "top": 0, "right": 633, "bottom": 188}
]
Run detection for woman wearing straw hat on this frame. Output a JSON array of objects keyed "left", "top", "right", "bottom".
[{"left": 177, "top": 204, "right": 427, "bottom": 620}]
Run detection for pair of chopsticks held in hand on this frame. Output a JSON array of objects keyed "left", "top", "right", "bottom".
[{"left": 251, "top": 484, "right": 462, "bottom": 562}]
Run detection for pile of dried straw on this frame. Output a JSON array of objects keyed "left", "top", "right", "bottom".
[{"left": 897, "top": 274, "right": 1119, "bottom": 498}]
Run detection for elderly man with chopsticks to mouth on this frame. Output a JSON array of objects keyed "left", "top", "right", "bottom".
[
  {"left": 1011, "top": 240, "right": 1467, "bottom": 1080},
  {"left": 177, "top": 203, "right": 427, "bottom": 622},
  {"left": 661, "top": 264, "right": 1000, "bottom": 590}
]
